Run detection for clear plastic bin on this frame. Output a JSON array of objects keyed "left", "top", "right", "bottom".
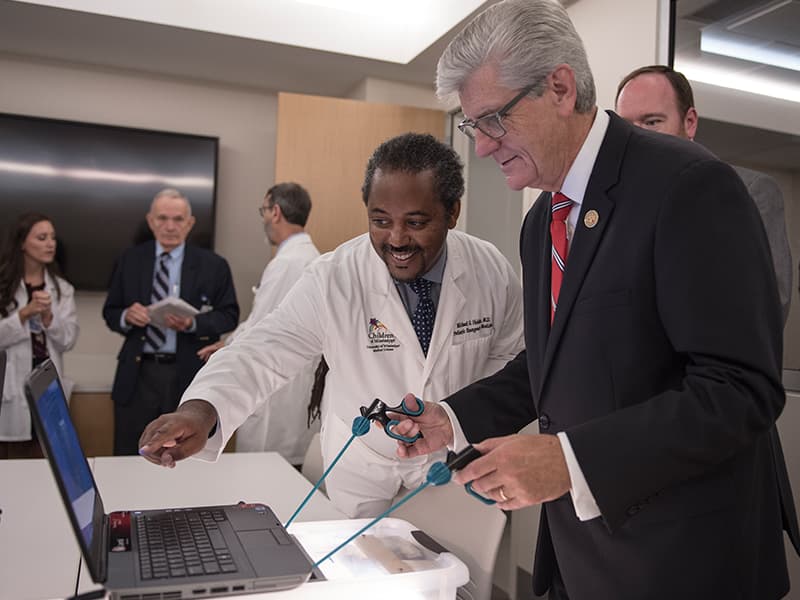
[{"left": 285, "top": 517, "right": 470, "bottom": 600}]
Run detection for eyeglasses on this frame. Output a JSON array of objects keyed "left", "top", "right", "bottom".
[
  {"left": 258, "top": 204, "right": 272, "bottom": 217},
  {"left": 458, "top": 82, "right": 538, "bottom": 140}
]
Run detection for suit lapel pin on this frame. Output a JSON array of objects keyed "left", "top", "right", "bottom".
[{"left": 584, "top": 209, "right": 599, "bottom": 229}]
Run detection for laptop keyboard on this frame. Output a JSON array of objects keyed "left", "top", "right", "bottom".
[{"left": 135, "top": 509, "right": 238, "bottom": 580}]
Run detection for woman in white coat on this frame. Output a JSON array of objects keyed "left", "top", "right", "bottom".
[{"left": 0, "top": 213, "right": 79, "bottom": 458}]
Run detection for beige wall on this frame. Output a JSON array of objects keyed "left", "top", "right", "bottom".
[{"left": 0, "top": 52, "right": 279, "bottom": 389}]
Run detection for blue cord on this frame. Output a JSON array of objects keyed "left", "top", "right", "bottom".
[
  {"left": 312, "top": 457, "right": 454, "bottom": 568},
  {"left": 284, "top": 416, "right": 371, "bottom": 528},
  {"left": 312, "top": 481, "right": 430, "bottom": 568}
]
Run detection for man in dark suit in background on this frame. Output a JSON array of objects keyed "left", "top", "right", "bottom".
[
  {"left": 615, "top": 64, "right": 793, "bottom": 323},
  {"left": 394, "top": 0, "right": 797, "bottom": 598},
  {"left": 103, "top": 188, "right": 238, "bottom": 456}
]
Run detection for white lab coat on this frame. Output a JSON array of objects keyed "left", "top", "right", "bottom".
[
  {"left": 185, "top": 231, "right": 524, "bottom": 516},
  {"left": 228, "top": 232, "right": 321, "bottom": 464},
  {"left": 0, "top": 273, "right": 79, "bottom": 440}
]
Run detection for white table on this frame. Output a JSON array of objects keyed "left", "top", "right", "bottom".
[
  {"left": 0, "top": 459, "right": 84, "bottom": 600},
  {"left": 91, "top": 453, "right": 343, "bottom": 523}
]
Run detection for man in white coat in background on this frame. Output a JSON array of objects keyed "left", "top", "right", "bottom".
[
  {"left": 139, "top": 132, "right": 525, "bottom": 518},
  {"left": 196, "top": 182, "right": 320, "bottom": 465}
]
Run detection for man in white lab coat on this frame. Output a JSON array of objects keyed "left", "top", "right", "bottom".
[
  {"left": 139, "top": 133, "right": 524, "bottom": 517},
  {"left": 196, "top": 182, "right": 320, "bottom": 465}
]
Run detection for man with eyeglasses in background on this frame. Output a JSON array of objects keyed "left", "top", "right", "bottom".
[
  {"left": 390, "top": 1, "right": 795, "bottom": 598},
  {"left": 197, "top": 182, "right": 321, "bottom": 466}
]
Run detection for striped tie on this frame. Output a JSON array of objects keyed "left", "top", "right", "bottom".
[
  {"left": 550, "top": 193, "right": 573, "bottom": 324},
  {"left": 409, "top": 278, "right": 435, "bottom": 356},
  {"left": 144, "top": 252, "right": 170, "bottom": 350}
]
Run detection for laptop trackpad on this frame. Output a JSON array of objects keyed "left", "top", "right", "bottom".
[
  {"left": 227, "top": 507, "right": 279, "bottom": 531},
  {"left": 238, "top": 530, "right": 307, "bottom": 578}
]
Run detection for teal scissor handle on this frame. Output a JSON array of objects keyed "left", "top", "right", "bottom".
[
  {"left": 384, "top": 397, "right": 424, "bottom": 443},
  {"left": 359, "top": 397, "right": 425, "bottom": 443},
  {"left": 445, "top": 446, "right": 496, "bottom": 505},
  {"left": 384, "top": 420, "right": 422, "bottom": 443},
  {"left": 464, "top": 481, "right": 496, "bottom": 505}
]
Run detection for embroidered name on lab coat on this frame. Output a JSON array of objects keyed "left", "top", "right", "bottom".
[
  {"left": 453, "top": 316, "right": 494, "bottom": 343},
  {"left": 366, "top": 318, "right": 401, "bottom": 353}
]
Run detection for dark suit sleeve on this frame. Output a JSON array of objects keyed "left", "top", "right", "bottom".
[
  {"left": 103, "top": 251, "right": 135, "bottom": 335},
  {"left": 191, "top": 255, "right": 238, "bottom": 339},
  {"left": 445, "top": 350, "right": 538, "bottom": 441}
]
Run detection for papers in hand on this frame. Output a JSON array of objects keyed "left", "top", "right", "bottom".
[{"left": 148, "top": 297, "right": 199, "bottom": 328}]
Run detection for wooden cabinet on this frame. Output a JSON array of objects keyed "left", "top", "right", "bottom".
[{"left": 69, "top": 391, "right": 114, "bottom": 456}]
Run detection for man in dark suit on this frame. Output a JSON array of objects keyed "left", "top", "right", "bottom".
[
  {"left": 103, "top": 188, "right": 238, "bottom": 456},
  {"left": 394, "top": 0, "right": 797, "bottom": 598}
]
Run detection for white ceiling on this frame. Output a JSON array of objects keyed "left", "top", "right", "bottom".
[
  {"left": 11, "top": 0, "right": 486, "bottom": 64},
  {"left": 0, "top": 0, "right": 498, "bottom": 97}
]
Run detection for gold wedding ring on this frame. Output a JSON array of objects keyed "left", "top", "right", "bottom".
[{"left": 499, "top": 487, "right": 509, "bottom": 502}]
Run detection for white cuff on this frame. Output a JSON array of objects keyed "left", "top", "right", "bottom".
[
  {"left": 439, "top": 402, "right": 470, "bottom": 452},
  {"left": 556, "top": 431, "right": 601, "bottom": 521}
]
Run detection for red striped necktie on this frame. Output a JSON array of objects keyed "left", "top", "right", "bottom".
[{"left": 550, "top": 192, "right": 573, "bottom": 324}]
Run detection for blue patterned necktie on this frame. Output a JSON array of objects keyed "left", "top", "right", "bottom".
[
  {"left": 409, "top": 278, "right": 435, "bottom": 356},
  {"left": 144, "top": 252, "right": 170, "bottom": 350}
]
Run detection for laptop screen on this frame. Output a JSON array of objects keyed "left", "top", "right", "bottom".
[
  {"left": 25, "top": 360, "right": 105, "bottom": 576},
  {"left": 34, "top": 376, "right": 97, "bottom": 547}
]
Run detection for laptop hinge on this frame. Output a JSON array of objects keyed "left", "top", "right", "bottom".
[{"left": 97, "top": 513, "right": 109, "bottom": 581}]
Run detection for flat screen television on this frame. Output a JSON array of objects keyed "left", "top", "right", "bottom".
[{"left": 0, "top": 113, "right": 218, "bottom": 291}]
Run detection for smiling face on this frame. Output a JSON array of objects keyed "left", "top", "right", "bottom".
[
  {"left": 367, "top": 168, "right": 459, "bottom": 282},
  {"left": 615, "top": 73, "right": 698, "bottom": 140},
  {"left": 22, "top": 219, "right": 57, "bottom": 266},
  {"left": 458, "top": 63, "right": 576, "bottom": 192}
]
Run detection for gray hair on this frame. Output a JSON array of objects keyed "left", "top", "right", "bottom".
[
  {"left": 436, "top": 0, "right": 596, "bottom": 114},
  {"left": 151, "top": 188, "right": 192, "bottom": 215}
]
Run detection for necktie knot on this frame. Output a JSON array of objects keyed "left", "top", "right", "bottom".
[
  {"left": 551, "top": 192, "right": 573, "bottom": 223},
  {"left": 409, "top": 277, "right": 433, "bottom": 300}
]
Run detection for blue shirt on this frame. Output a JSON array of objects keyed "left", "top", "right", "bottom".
[{"left": 121, "top": 242, "right": 187, "bottom": 354}]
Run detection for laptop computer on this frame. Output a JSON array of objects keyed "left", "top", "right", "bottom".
[{"left": 24, "top": 359, "right": 314, "bottom": 599}]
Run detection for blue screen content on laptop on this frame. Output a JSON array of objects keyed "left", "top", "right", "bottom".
[{"left": 36, "top": 378, "right": 96, "bottom": 548}]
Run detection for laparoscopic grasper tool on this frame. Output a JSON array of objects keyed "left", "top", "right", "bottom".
[
  {"left": 284, "top": 397, "right": 424, "bottom": 528},
  {"left": 359, "top": 397, "right": 425, "bottom": 443},
  {"left": 309, "top": 443, "right": 495, "bottom": 568}
]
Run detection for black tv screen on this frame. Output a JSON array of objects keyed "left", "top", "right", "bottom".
[{"left": 0, "top": 113, "right": 218, "bottom": 291}]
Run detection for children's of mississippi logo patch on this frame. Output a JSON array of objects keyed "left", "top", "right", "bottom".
[{"left": 366, "top": 318, "right": 400, "bottom": 353}]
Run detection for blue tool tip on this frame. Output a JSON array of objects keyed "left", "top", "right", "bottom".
[
  {"left": 426, "top": 461, "right": 452, "bottom": 486},
  {"left": 351, "top": 415, "right": 370, "bottom": 436}
]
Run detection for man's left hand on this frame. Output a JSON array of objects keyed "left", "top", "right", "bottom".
[
  {"left": 165, "top": 313, "right": 193, "bottom": 331},
  {"left": 453, "top": 434, "right": 571, "bottom": 509}
]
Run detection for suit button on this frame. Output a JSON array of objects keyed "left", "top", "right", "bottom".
[
  {"left": 135, "top": 356, "right": 141, "bottom": 364},
  {"left": 539, "top": 414, "right": 551, "bottom": 430}
]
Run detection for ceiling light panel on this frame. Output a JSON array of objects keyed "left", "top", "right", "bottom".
[{"left": 12, "top": 0, "right": 485, "bottom": 63}]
